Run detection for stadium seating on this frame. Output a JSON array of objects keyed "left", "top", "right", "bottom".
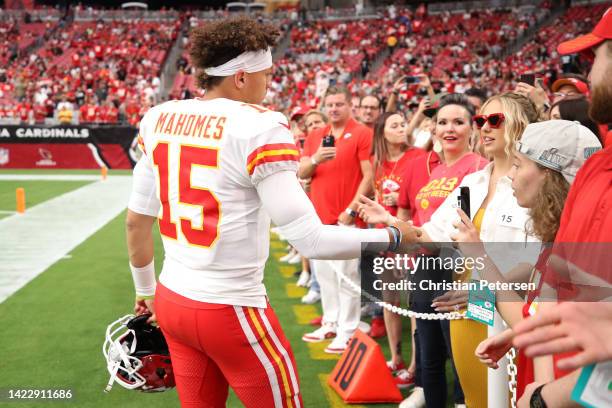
[{"left": 1, "top": 2, "right": 610, "bottom": 124}]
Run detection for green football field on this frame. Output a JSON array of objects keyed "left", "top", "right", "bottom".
[{"left": 0, "top": 170, "right": 453, "bottom": 408}]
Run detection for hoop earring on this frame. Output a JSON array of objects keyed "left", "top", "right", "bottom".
[{"left": 433, "top": 140, "right": 443, "bottom": 153}]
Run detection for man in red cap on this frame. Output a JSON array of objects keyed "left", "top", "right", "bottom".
[
  {"left": 550, "top": 74, "right": 590, "bottom": 102},
  {"left": 516, "top": 7, "right": 612, "bottom": 408}
]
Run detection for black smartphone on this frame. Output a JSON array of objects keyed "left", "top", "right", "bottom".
[
  {"left": 322, "top": 135, "right": 335, "bottom": 147},
  {"left": 519, "top": 74, "right": 535, "bottom": 86},
  {"left": 457, "top": 186, "right": 471, "bottom": 220},
  {"left": 404, "top": 76, "right": 420, "bottom": 84}
]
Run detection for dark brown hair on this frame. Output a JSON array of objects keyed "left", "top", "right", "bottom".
[
  {"left": 550, "top": 95, "right": 601, "bottom": 143},
  {"left": 189, "top": 17, "right": 279, "bottom": 90},
  {"left": 528, "top": 168, "right": 570, "bottom": 242},
  {"left": 371, "top": 112, "right": 410, "bottom": 191}
]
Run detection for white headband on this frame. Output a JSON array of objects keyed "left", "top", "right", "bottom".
[{"left": 204, "top": 48, "right": 272, "bottom": 77}]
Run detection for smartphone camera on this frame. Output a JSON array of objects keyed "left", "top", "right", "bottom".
[
  {"left": 404, "top": 76, "right": 420, "bottom": 84},
  {"left": 322, "top": 135, "right": 335, "bottom": 147},
  {"left": 457, "top": 186, "right": 471, "bottom": 219}
]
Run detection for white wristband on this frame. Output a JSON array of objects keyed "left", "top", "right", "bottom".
[
  {"left": 311, "top": 156, "right": 318, "bottom": 166},
  {"left": 130, "top": 259, "right": 157, "bottom": 297}
]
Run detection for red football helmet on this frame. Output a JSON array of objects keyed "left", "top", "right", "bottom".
[{"left": 103, "top": 314, "right": 175, "bottom": 392}]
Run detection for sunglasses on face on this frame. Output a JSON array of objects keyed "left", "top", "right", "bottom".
[{"left": 473, "top": 113, "right": 505, "bottom": 129}]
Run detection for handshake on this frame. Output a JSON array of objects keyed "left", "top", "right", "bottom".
[{"left": 357, "top": 195, "right": 424, "bottom": 249}]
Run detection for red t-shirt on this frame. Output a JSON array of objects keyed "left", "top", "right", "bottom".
[
  {"left": 373, "top": 147, "right": 426, "bottom": 217},
  {"left": 33, "top": 104, "right": 47, "bottom": 123},
  {"left": 549, "top": 145, "right": 612, "bottom": 379},
  {"left": 16, "top": 103, "right": 32, "bottom": 122},
  {"left": 79, "top": 104, "right": 99, "bottom": 123},
  {"left": 103, "top": 106, "right": 119, "bottom": 123},
  {"left": 303, "top": 118, "right": 372, "bottom": 225},
  {"left": 555, "top": 145, "right": 612, "bottom": 247},
  {"left": 414, "top": 153, "right": 487, "bottom": 225},
  {"left": 398, "top": 151, "right": 442, "bottom": 226}
]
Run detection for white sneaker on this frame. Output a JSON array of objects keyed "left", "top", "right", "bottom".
[
  {"left": 399, "top": 387, "right": 425, "bottom": 408},
  {"left": 324, "top": 335, "right": 350, "bottom": 354},
  {"left": 302, "top": 322, "right": 336, "bottom": 342},
  {"left": 296, "top": 270, "right": 310, "bottom": 287},
  {"left": 455, "top": 405, "right": 466, "bottom": 408},
  {"left": 301, "top": 289, "right": 321, "bottom": 304},
  {"left": 357, "top": 321, "right": 371, "bottom": 333},
  {"left": 287, "top": 252, "right": 302, "bottom": 264}
]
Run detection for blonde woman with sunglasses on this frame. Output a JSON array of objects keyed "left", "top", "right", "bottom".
[{"left": 359, "top": 92, "right": 541, "bottom": 408}]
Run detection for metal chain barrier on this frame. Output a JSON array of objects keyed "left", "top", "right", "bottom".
[
  {"left": 506, "top": 347, "right": 518, "bottom": 408},
  {"left": 334, "top": 263, "right": 466, "bottom": 321},
  {"left": 332, "top": 260, "right": 518, "bottom": 406}
]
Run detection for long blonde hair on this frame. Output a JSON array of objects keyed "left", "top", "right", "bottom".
[{"left": 479, "top": 92, "right": 539, "bottom": 158}]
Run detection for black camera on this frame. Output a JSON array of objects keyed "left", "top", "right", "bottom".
[{"left": 322, "top": 135, "right": 335, "bottom": 147}]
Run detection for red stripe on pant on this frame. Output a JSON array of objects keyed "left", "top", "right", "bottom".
[{"left": 154, "top": 283, "right": 302, "bottom": 408}]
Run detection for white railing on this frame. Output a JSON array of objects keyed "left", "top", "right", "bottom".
[{"left": 74, "top": 9, "right": 180, "bottom": 21}]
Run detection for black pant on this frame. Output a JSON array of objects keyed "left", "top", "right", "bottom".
[
  {"left": 415, "top": 309, "right": 464, "bottom": 407},
  {"left": 411, "top": 256, "right": 464, "bottom": 407}
]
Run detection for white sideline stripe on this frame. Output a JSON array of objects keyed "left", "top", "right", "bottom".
[
  {"left": 0, "top": 174, "right": 111, "bottom": 181},
  {"left": 0, "top": 176, "right": 133, "bottom": 304},
  {"left": 0, "top": 210, "right": 16, "bottom": 214}
]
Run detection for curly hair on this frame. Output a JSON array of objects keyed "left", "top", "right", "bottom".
[
  {"left": 528, "top": 167, "right": 570, "bottom": 242},
  {"left": 189, "top": 17, "right": 279, "bottom": 90}
]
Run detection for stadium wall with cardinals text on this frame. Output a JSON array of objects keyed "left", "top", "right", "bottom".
[{"left": 0, "top": 125, "right": 139, "bottom": 169}]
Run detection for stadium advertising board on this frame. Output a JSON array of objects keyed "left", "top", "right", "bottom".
[{"left": 0, "top": 125, "right": 139, "bottom": 169}]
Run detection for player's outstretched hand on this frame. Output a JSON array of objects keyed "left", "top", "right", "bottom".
[
  {"left": 134, "top": 298, "right": 157, "bottom": 324},
  {"left": 357, "top": 195, "right": 389, "bottom": 224},
  {"left": 513, "top": 302, "right": 612, "bottom": 371},
  {"left": 475, "top": 328, "right": 514, "bottom": 369}
]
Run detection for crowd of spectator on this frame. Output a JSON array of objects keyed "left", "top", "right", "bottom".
[
  {"left": 0, "top": 15, "right": 180, "bottom": 126},
  {"left": 0, "top": 2, "right": 609, "bottom": 132}
]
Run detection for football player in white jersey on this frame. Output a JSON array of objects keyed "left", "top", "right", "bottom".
[{"left": 125, "top": 17, "right": 419, "bottom": 408}]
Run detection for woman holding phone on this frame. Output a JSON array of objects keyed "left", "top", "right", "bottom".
[
  {"left": 372, "top": 93, "right": 486, "bottom": 408},
  {"left": 359, "top": 92, "right": 540, "bottom": 408},
  {"left": 452, "top": 120, "right": 602, "bottom": 403}
]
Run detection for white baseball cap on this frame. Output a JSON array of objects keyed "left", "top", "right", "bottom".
[{"left": 516, "top": 120, "right": 602, "bottom": 184}]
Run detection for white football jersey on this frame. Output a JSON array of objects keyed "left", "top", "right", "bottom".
[{"left": 134, "top": 98, "right": 299, "bottom": 308}]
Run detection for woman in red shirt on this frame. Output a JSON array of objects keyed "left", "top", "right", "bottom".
[
  {"left": 360, "top": 94, "right": 487, "bottom": 407},
  {"left": 370, "top": 111, "right": 426, "bottom": 387}
]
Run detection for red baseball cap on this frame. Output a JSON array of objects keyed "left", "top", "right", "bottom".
[
  {"left": 551, "top": 77, "right": 590, "bottom": 94},
  {"left": 290, "top": 105, "right": 309, "bottom": 121},
  {"left": 558, "top": 7, "right": 612, "bottom": 55}
]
